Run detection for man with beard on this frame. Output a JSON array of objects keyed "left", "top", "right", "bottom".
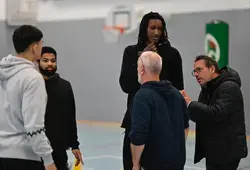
[
  {"left": 38, "top": 46, "right": 83, "bottom": 170},
  {"left": 119, "top": 11, "right": 189, "bottom": 170}
]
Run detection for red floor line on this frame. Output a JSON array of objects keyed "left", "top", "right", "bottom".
[{"left": 77, "top": 120, "right": 250, "bottom": 140}]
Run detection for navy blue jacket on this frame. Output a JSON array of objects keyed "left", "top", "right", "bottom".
[{"left": 129, "top": 80, "right": 189, "bottom": 170}]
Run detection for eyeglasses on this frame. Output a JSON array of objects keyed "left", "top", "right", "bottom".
[{"left": 191, "top": 67, "right": 203, "bottom": 76}]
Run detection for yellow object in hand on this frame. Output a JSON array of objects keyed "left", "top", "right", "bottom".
[{"left": 73, "top": 158, "right": 82, "bottom": 170}]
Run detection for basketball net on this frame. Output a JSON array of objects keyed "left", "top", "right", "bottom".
[{"left": 102, "top": 26, "right": 125, "bottom": 43}]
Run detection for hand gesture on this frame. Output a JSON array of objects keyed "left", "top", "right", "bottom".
[
  {"left": 180, "top": 90, "right": 192, "bottom": 104},
  {"left": 72, "top": 149, "right": 84, "bottom": 166},
  {"left": 143, "top": 42, "right": 157, "bottom": 53}
]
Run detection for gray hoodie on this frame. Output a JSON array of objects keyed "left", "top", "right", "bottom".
[{"left": 0, "top": 54, "right": 53, "bottom": 166}]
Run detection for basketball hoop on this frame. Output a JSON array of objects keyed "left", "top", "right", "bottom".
[{"left": 102, "top": 26, "right": 125, "bottom": 43}]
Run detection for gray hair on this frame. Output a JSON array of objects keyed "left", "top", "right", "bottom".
[{"left": 140, "top": 51, "right": 162, "bottom": 75}]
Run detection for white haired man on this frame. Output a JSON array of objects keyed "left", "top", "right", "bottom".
[{"left": 129, "top": 51, "right": 189, "bottom": 170}]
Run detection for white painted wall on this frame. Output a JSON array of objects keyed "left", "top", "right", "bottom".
[{"left": 0, "top": 0, "right": 250, "bottom": 21}]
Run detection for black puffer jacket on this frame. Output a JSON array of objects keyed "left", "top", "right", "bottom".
[{"left": 188, "top": 66, "right": 248, "bottom": 164}]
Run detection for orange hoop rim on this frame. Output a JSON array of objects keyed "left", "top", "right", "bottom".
[{"left": 103, "top": 25, "right": 125, "bottom": 34}]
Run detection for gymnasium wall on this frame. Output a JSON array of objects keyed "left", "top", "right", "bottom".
[{"left": 0, "top": 0, "right": 250, "bottom": 134}]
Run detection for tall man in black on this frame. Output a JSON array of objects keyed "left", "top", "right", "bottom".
[
  {"left": 119, "top": 12, "right": 186, "bottom": 170},
  {"left": 181, "top": 55, "right": 248, "bottom": 170},
  {"left": 38, "top": 46, "right": 83, "bottom": 170}
]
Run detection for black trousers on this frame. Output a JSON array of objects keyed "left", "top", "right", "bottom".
[
  {"left": 52, "top": 150, "right": 69, "bottom": 170},
  {"left": 0, "top": 158, "right": 45, "bottom": 170},
  {"left": 206, "top": 159, "right": 240, "bottom": 170},
  {"left": 123, "top": 129, "right": 133, "bottom": 170}
]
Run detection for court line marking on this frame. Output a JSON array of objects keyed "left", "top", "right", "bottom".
[
  {"left": 84, "top": 155, "right": 195, "bottom": 160},
  {"left": 77, "top": 120, "right": 250, "bottom": 140},
  {"left": 83, "top": 155, "right": 205, "bottom": 169}
]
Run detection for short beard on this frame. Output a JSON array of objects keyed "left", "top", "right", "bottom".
[{"left": 39, "top": 66, "right": 57, "bottom": 77}]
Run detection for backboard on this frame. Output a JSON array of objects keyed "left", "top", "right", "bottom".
[
  {"left": 103, "top": 4, "right": 137, "bottom": 43},
  {"left": 6, "top": 0, "right": 38, "bottom": 26}
]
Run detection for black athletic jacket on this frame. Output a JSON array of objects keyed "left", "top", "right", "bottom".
[
  {"left": 188, "top": 66, "right": 248, "bottom": 164},
  {"left": 119, "top": 42, "right": 184, "bottom": 130},
  {"left": 44, "top": 73, "right": 80, "bottom": 151}
]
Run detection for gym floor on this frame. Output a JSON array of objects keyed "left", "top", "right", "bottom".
[{"left": 66, "top": 121, "right": 250, "bottom": 170}]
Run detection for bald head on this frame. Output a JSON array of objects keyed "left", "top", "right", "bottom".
[{"left": 139, "top": 51, "right": 162, "bottom": 75}]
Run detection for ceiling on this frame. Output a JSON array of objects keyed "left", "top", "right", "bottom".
[
  {"left": 47, "top": 0, "right": 196, "bottom": 14},
  {"left": 50, "top": 0, "right": 174, "bottom": 6}
]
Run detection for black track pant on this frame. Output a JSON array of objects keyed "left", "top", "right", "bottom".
[
  {"left": 123, "top": 129, "right": 133, "bottom": 170},
  {"left": 206, "top": 159, "right": 240, "bottom": 170},
  {"left": 0, "top": 158, "right": 45, "bottom": 170}
]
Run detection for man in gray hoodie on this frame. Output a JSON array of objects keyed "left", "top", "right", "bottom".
[{"left": 0, "top": 25, "right": 57, "bottom": 170}]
